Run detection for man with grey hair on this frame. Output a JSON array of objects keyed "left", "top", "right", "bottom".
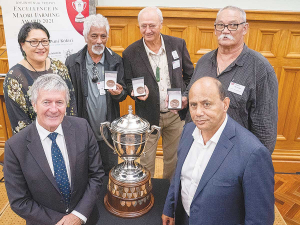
[
  {"left": 66, "top": 14, "right": 127, "bottom": 175},
  {"left": 123, "top": 7, "right": 194, "bottom": 179},
  {"left": 4, "top": 74, "right": 104, "bottom": 225},
  {"left": 186, "top": 6, "right": 278, "bottom": 153}
]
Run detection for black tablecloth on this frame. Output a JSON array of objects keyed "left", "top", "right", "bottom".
[{"left": 96, "top": 176, "right": 170, "bottom": 225}]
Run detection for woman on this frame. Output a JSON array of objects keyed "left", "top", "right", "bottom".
[{"left": 3, "top": 22, "right": 77, "bottom": 134}]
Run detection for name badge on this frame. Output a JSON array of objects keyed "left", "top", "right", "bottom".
[
  {"left": 97, "top": 81, "right": 106, "bottom": 95},
  {"left": 172, "top": 50, "right": 179, "bottom": 60},
  {"left": 228, "top": 82, "right": 245, "bottom": 96},
  {"left": 172, "top": 60, "right": 180, "bottom": 69}
]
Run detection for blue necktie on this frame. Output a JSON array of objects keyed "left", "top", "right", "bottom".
[{"left": 48, "top": 132, "right": 71, "bottom": 207}]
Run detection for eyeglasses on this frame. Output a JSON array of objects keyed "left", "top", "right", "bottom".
[
  {"left": 25, "top": 39, "right": 50, "bottom": 47},
  {"left": 214, "top": 22, "right": 246, "bottom": 31},
  {"left": 92, "top": 64, "right": 99, "bottom": 83}
]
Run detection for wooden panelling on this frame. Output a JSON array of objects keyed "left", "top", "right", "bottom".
[
  {"left": 255, "top": 29, "right": 281, "bottom": 58},
  {"left": 285, "top": 30, "right": 300, "bottom": 59},
  {"left": 96, "top": 7, "right": 300, "bottom": 171},
  {"left": 0, "top": 7, "right": 300, "bottom": 172}
]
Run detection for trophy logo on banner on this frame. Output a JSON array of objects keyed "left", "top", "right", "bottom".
[
  {"left": 66, "top": 0, "right": 89, "bottom": 35},
  {"left": 72, "top": 0, "right": 87, "bottom": 23}
]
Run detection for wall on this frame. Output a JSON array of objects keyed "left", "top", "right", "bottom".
[
  {"left": 97, "top": 6, "right": 300, "bottom": 173},
  {"left": 97, "top": 0, "right": 300, "bottom": 12}
]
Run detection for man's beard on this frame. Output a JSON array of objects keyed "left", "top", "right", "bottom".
[
  {"left": 92, "top": 44, "right": 105, "bottom": 55},
  {"left": 218, "top": 34, "right": 234, "bottom": 40}
]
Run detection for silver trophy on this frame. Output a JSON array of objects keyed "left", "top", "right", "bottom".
[
  {"left": 100, "top": 105, "right": 160, "bottom": 218},
  {"left": 72, "top": 0, "right": 87, "bottom": 23}
]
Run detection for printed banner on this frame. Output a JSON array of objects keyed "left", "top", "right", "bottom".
[{"left": 2, "top": 0, "right": 90, "bottom": 68}]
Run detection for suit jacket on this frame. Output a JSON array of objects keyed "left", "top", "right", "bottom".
[
  {"left": 123, "top": 34, "right": 194, "bottom": 126},
  {"left": 65, "top": 45, "right": 127, "bottom": 123},
  {"left": 163, "top": 116, "right": 275, "bottom": 225},
  {"left": 4, "top": 116, "right": 105, "bottom": 225}
]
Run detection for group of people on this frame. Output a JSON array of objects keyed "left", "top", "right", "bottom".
[{"left": 3, "top": 5, "right": 277, "bottom": 225}]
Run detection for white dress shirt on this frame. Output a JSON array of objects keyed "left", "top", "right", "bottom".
[
  {"left": 180, "top": 115, "right": 228, "bottom": 216},
  {"left": 143, "top": 35, "right": 171, "bottom": 112},
  {"left": 36, "top": 120, "right": 87, "bottom": 223}
]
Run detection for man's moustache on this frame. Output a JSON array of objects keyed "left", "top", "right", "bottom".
[{"left": 218, "top": 34, "right": 234, "bottom": 40}]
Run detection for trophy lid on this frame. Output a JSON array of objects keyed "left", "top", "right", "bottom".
[{"left": 111, "top": 105, "right": 150, "bottom": 134}]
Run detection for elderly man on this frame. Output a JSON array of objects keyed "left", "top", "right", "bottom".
[
  {"left": 66, "top": 14, "right": 127, "bottom": 175},
  {"left": 186, "top": 6, "right": 278, "bottom": 153},
  {"left": 123, "top": 7, "right": 194, "bottom": 179},
  {"left": 162, "top": 77, "right": 274, "bottom": 225},
  {"left": 4, "top": 74, "right": 104, "bottom": 225}
]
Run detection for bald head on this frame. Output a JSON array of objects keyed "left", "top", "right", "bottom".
[
  {"left": 189, "top": 77, "right": 226, "bottom": 101},
  {"left": 189, "top": 77, "right": 230, "bottom": 141}
]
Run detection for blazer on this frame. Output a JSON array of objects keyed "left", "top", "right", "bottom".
[
  {"left": 4, "top": 116, "right": 105, "bottom": 225},
  {"left": 163, "top": 116, "right": 275, "bottom": 225},
  {"left": 65, "top": 45, "right": 127, "bottom": 123},
  {"left": 123, "top": 34, "right": 194, "bottom": 126}
]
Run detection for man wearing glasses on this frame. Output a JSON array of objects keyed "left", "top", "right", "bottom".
[
  {"left": 66, "top": 14, "right": 127, "bottom": 175},
  {"left": 186, "top": 6, "right": 278, "bottom": 153},
  {"left": 123, "top": 7, "right": 194, "bottom": 180}
]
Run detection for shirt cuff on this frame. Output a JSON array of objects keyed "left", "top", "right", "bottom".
[{"left": 71, "top": 210, "right": 87, "bottom": 224}]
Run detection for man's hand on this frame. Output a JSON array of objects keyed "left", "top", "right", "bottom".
[
  {"left": 131, "top": 85, "right": 149, "bottom": 101},
  {"left": 162, "top": 214, "right": 175, "bottom": 225},
  {"left": 56, "top": 214, "right": 82, "bottom": 225},
  {"left": 108, "top": 83, "right": 123, "bottom": 95},
  {"left": 165, "top": 95, "right": 188, "bottom": 114}
]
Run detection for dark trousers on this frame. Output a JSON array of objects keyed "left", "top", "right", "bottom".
[{"left": 97, "top": 139, "right": 118, "bottom": 175}]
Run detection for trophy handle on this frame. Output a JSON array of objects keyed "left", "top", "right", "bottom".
[
  {"left": 143, "top": 125, "right": 161, "bottom": 156},
  {"left": 100, "top": 122, "right": 115, "bottom": 152},
  {"left": 83, "top": 2, "right": 87, "bottom": 10},
  {"left": 72, "top": 2, "right": 76, "bottom": 10}
]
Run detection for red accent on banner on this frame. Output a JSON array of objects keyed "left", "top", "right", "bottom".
[{"left": 66, "top": 0, "right": 89, "bottom": 36}]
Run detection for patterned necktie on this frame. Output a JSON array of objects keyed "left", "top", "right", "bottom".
[{"left": 48, "top": 132, "right": 71, "bottom": 207}]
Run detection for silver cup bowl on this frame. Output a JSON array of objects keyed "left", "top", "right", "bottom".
[{"left": 100, "top": 106, "right": 160, "bottom": 182}]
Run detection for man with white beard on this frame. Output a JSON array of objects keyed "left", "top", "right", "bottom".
[
  {"left": 66, "top": 14, "right": 127, "bottom": 175},
  {"left": 186, "top": 6, "right": 278, "bottom": 153}
]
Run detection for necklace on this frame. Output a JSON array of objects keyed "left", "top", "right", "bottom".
[
  {"left": 26, "top": 58, "right": 46, "bottom": 75},
  {"left": 150, "top": 54, "right": 161, "bottom": 82}
]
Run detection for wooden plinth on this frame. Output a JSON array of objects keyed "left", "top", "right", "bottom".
[{"left": 104, "top": 170, "right": 154, "bottom": 218}]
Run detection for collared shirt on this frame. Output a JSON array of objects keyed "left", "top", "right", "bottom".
[
  {"left": 186, "top": 44, "right": 278, "bottom": 152},
  {"left": 35, "top": 120, "right": 87, "bottom": 223},
  {"left": 86, "top": 51, "right": 108, "bottom": 141},
  {"left": 143, "top": 35, "right": 171, "bottom": 112},
  {"left": 181, "top": 115, "right": 228, "bottom": 216}
]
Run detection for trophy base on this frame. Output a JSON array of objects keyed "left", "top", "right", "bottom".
[
  {"left": 104, "top": 169, "right": 154, "bottom": 218},
  {"left": 75, "top": 13, "right": 85, "bottom": 23}
]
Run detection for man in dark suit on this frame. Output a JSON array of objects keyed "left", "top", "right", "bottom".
[
  {"left": 123, "top": 7, "right": 194, "bottom": 179},
  {"left": 162, "top": 77, "right": 274, "bottom": 225},
  {"left": 4, "top": 74, "right": 104, "bottom": 225}
]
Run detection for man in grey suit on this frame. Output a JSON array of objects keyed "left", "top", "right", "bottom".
[
  {"left": 162, "top": 77, "right": 274, "bottom": 225},
  {"left": 123, "top": 7, "right": 194, "bottom": 179},
  {"left": 4, "top": 74, "right": 104, "bottom": 225}
]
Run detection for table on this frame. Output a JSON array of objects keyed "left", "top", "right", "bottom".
[{"left": 96, "top": 176, "right": 170, "bottom": 225}]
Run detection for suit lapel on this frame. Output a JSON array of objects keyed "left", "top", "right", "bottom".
[
  {"left": 174, "top": 124, "right": 195, "bottom": 197},
  {"left": 192, "top": 117, "right": 236, "bottom": 202},
  {"left": 61, "top": 117, "right": 77, "bottom": 192},
  {"left": 26, "top": 122, "right": 60, "bottom": 193},
  {"left": 137, "top": 39, "right": 156, "bottom": 81},
  {"left": 162, "top": 35, "right": 174, "bottom": 85}
]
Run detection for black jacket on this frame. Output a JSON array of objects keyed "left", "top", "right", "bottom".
[
  {"left": 123, "top": 34, "right": 194, "bottom": 126},
  {"left": 65, "top": 45, "right": 127, "bottom": 123}
]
